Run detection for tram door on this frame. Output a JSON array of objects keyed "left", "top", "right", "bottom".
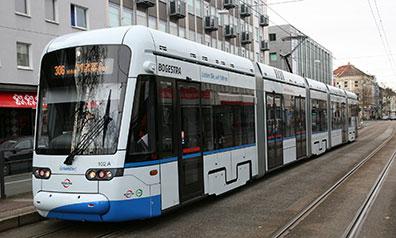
[
  {"left": 266, "top": 93, "right": 283, "bottom": 170},
  {"left": 176, "top": 81, "right": 204, "bottom": 202},
  {"left": 341, "top": 102, "right": 347, "bottom": 143},
  {"left": 296, "top": 97, "right": 306, "bottom": 159}
]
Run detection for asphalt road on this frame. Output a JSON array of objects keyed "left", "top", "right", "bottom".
[{"left": 1, "top": 121, "right": 395, "bottom": 238}]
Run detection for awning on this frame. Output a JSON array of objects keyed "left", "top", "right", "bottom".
[{"left": 0, "top": 92, "right": 37, "bottom": 109}]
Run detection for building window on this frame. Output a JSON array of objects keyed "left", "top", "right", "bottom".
[
  {"left": 354, "top": 81, "right": 359, "bottom": 87},
  {"left": 269, "top": 33, "right": 276, "bottom": 41},
  {"left": 159, "top": 20, "right": 167, "bottom": 32},
  {"left": 188, "top": 0, "right": 194, "bottom": 14},
  {"left": 170, "top": 22, "right": 178, "bottom": 35},
  {"left": 179, "top": 26, "right": 185, "bottom": 38},
  {"left": 255, "top": 27, "right": 259, "bottom": 41},
  {"left": 196, "top": 0, "right": 202, "bottom": 17},
  {"left": 136, "top": 10, "right": 147, "bottom": 26},
  {"left": 45, "top": 0, "right": 56, "bottom": 22},
  {"left": 123, "top": 7, "right": 133, "bottom": 25},
  {"left": 189, "top": 30, "right": 195, "bottom": 41},
  {"left": 71, "top": 4, "right": 87, "bottom": 29},
  {"left": 344, "top": 81, "right": 348, "bottom": 88},
  {"left": 197, "top": 32, "right": 203, "bottom": 44},
  {"left": 109, "top": 3, "right": 121, "bottom": 27},
  {"left": 15, "top": 0, "right": 28, "bottom": 15},
  {"left": 211, "top": 37, "right": 217, "bottom": 48},
  {"left": 149, "top": 16, "right": 157, "bottom": 29},
  {"left": 270, "top": 52, "right": 277, "bottom": 61},
  {"left": 16, "top": 42, "right": 31, "bottom": 68}
]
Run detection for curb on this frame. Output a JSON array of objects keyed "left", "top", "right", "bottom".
[{"left": 0, "top": 210, "right": 43, "bottom": 233}]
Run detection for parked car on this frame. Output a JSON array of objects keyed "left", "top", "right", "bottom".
[
  {"left": 0, "top": 136, "right": 34, "bottom": 176},
  {"left": 391, "top": 115, "right": 396, "bottom": 121},
  {"left": 382, "top": 115, "right": 389, "bottom": 120}
]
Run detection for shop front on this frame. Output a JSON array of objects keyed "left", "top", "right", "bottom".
[{"left": 0, "top": 91, "right": 37, "bottom": 142}]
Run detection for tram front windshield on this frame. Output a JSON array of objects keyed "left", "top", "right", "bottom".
[{"left": 36, "top": 45, "right": 131, "bottom": 156}]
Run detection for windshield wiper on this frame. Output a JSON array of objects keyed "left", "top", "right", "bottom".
[
  {"left": 102, "top": 90, "right": 112, "bottom": 146},
  {"left": 64, "top": 93, "right": 113, "bottom": 165}
]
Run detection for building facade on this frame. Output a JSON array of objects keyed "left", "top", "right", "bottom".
[
  {"left": 0, "top": 0, "right": 106, "bottom": 140},
  {"left": 268, "top": 24, "right": 333, "bottom": 85},
  {"left": 334, "top": 63, "right": 376, "bottom": 119},
  {"left": 106, "top": 0, "right": 269, "bottom": 63}
]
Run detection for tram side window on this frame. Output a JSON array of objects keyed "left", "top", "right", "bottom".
[
  {"left": 283, "top": 95, "right": 295, "bottom": 138},
  {"left": 202, "top": 85, "right": 214, "bottom": 151},
  {"left": 332, "top": 101, "right": 341, "bottom": 130},
  {"left": 312, "top": 99, "right": 318, "bottom": 133},
  {"left": 202, "top": 83, "right": 255, "bottom": 151},
  {"left": 158, "top": 80, "right": 175, "bottom": 157},
  {"left": 348, "top": 104, "right": 352, "bottom": 126},
  {"left": 319, "top": 100, "right": 327, "bottom": 131},
  {"left": 312, "top": 99, "right": 327, "bottom": 133},
  {"left": 341, "top": 102, "right": 346, "bottom": 127},
  {"left": 127, "top": 76, "right": 157, "bottom": 162}
]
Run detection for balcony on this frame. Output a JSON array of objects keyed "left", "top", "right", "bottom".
[
  {"left": 136, "top": 0, "right": 156, "bottom": 8},
  {"left": 240, "top": 4, "right": 251, "bottom": 18},
  {"left": 241, "top": 32, "right": 252, "bottom": 44},
  {"left": 260, "top": 40, "right": 269, "bottom": 51},
  {"left": 170, "top": 0, "right": 186, "bottom": 19},
  {"left": 223, "top": 0, "right": 236, "bottom": 9},
  {"left": 205, "top": 16, "right": 219, "bottom": 32},
  {"left": 259, "top": 15, "right": 269, "bottom": 27},
  {"left": 224, "top": 25, "right": 237, "bottom": 38}
]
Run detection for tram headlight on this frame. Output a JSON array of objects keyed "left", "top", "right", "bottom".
[
  {"left": 33, "top": 167, "right": 51, "bottom": 179},
  {"left": 85, "top": 168, "right": 123, "bottom": 181},
  {"left": 88, "top": 171, "right": 96, "bottom": 179}
]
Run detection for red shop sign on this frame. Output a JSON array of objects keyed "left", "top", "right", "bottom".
[{"left": 0, "top": 92, "right": 38, "bottom": 109}]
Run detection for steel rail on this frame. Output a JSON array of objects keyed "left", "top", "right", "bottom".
[
  {"left": 343, "top": 150, "right": 396, "bottom": 238},
  {"left": 271, "top": 128, "right": 396, "bottom": 238}
]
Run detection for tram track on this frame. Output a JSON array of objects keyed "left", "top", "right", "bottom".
[
  {"left": 342, "top": 151, "right": 396, "bottom": 238},
  {"left": 272, "top": 126, "right": 396, "bottom": 238}
]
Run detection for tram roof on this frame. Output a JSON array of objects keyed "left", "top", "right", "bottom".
[
  {"left": 306, "top": 78, "right": 328, "bottom": 93},
  {"left": 46, "top": 26, "right": 131, "bottom": 53},
  {"left": 147, "top": 27, "right": 255, "bottom": 76},
  {"left": 345, "top": 90, "right": 358, "bottom": 99},
  {"left": 256, "top": 63, "right": 307, "bottom": 88},
  {"left": 327, "top": 84, "right": 346, "bottom": 97}
]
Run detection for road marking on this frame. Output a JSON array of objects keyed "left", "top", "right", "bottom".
[{"left": 5, "top": 178, "right": 32, "bottom": 185}]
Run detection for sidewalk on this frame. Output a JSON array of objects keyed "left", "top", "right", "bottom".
[{"left": 0, "top": 192, "right": 40, "bottom": 232}]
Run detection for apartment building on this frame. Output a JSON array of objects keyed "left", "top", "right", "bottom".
[{"left": 107, "top": 0, "right": 269, "bottom": 63}]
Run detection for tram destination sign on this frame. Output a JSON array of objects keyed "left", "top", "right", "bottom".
[{"left": 52, "top": 59, "right": 114, "bottom": 78}]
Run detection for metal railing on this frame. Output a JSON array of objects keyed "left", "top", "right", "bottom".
[{"left": 0, "top": 150, "right": 33, "bottom": 199}]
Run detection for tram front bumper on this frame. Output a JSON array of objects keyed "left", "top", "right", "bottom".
[
  {"left": 34, "top": 191, "right": 110, "bottom": 221},
  {"left": 34, "top": 191, "right": 162, "bottom": 222}
]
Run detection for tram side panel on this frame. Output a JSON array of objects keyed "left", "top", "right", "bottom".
[
  {"left": 329, "top": 94, "right": 348, "bottom": 147},
  {"left": 309, "top": 90, "right": 329, "bottom": 155},
  {"left": 347, "top": 98, "right": 359, "bottom": 142},
  {"left": 200, "top": 66, "right": 258, "bottom": 196},
  {"left": 263, "top": 78, "right": 307, "bottom": 169}
]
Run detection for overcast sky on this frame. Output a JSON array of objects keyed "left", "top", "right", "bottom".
[{"left": 268, "top": 0, "right": 396, "bottom": 89}]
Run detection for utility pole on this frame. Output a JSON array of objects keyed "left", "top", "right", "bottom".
[{"left": 280, "top": 35, "right": 307, "bottom": 73}]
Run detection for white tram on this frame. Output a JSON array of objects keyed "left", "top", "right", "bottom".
[{"left": 32, "top": 26, "right": 358, "bottom": 222}]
